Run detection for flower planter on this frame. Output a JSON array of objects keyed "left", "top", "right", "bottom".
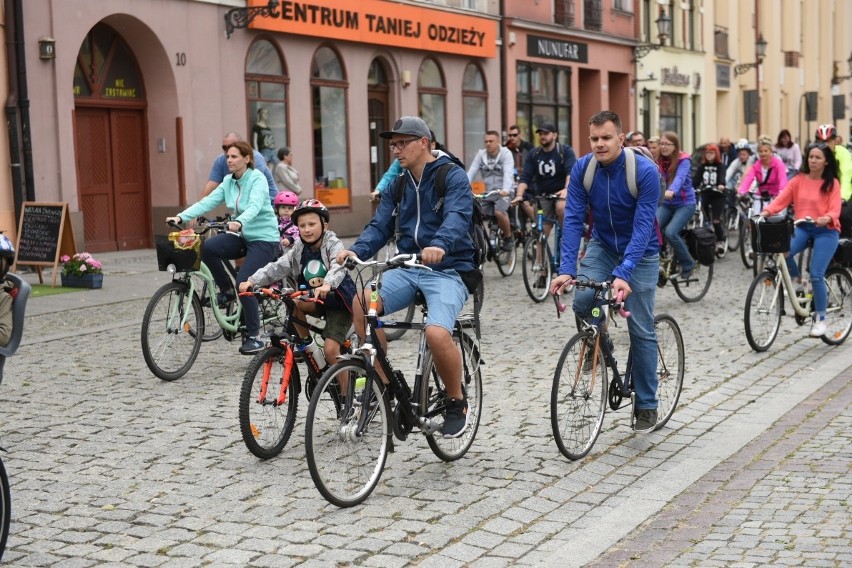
[{"left": 61, "top": 273, "right": 104, "bottom": 289}]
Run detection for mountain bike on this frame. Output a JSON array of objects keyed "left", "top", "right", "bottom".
[
  {"left": 239, "top": 286, "right": 349, "bottom": 459},
  {"left": 0, "top": 273, "right": 32, "bottom": 560},
  {"left": 304, "top": 254, "right": 482, "bottom": 507},
  {"left": 474, "top": 191, "right": 516, "bottom": 276},
  {"left": 550, "top": 279, "right": 684, "bottom": 460},
  {"left": 141, "top": 218, "right": 284, "bottom": 381},
  {"left": 744, "top": 219, "right": 852, "bottom": 351},
  {"left": 522, "top": 194, "right": 564, "bottom": 302}
]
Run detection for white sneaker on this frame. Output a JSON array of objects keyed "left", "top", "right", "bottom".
[{"left": 809, "top": 319, "right": 827, "bottom": 337}]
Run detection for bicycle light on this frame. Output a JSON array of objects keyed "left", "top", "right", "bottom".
[{"left": 167, "top": 264, "right": 177, "bottom": 274}]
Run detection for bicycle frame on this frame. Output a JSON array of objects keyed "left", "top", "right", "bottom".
[
  {"left": 534, "top": 197, "right": 562, "bottom": 272},
  {"left": 172, "top": 264, "right": 243, "bottom": 333},
  {"left": 762, "top": 253, "right": 818, "bottom": 319}
]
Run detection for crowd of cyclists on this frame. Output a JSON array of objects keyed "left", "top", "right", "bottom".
[{"left": 164, "top": 117, "right": 851, "bottom": 437}]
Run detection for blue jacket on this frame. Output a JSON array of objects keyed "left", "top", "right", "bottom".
[
  {"left": 351, "top": 154, "right": 475, "bottom": 273},
  {"left": 560, "top": 150, "right": 660, "bottom": 283}
]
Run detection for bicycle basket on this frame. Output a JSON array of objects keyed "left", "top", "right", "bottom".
[
  {"left": 750, "top": 215, "right": 792, "bottom": 253},
  {"left": 834, "top": 238, "right": 852, "bottom": 266},
  {"left": 155, "top": 230, "right": 202, "bottom": 272}
]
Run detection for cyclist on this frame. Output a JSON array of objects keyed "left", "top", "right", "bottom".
[
  {"left": 551, "top": 110, "right": 661, "bottom": 433},
  {"left": 239, "top": 199, "right": 356, "bottom": 366},
  {"left": 337, "top": 115, "right": 476, "bottom": 439},
  {"left": 655, "top": 131, "right": 697, "bottom": 280},
  {"left": 167, "top": 140, "right": 279, "bottom": 355},
  {"left": 815, "top": 124, "right": 852, "bottom": 201},
  {"left": 273, "top": 190, "right": 300, "bottom": 253},
  {"left": 737, "top": 136, "right": 787, "bottom": 205},
  {"left": 757, "top": 143, "right": 842, "bottom": 337},
  {"left": 200, "top": 132, "right": 278, "bottom": 202},
  {"left": 511, "top": 121, "right": 577, "bottom": 236},
  {"left": 466, "top": 130, "right": 516, "bottom": 251},
  {"left": 692, "top": 143, "right": 728, "bottom": 253},
  {"left": 775, "top": 129, "right": 803, "bottom": 180},
  {"left": 369, "top": 159, "right": 402, "bottom": 202},
  {"left": 726, "top": 138, "right": 756, "bottom": 190}
]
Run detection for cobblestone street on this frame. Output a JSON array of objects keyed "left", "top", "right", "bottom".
[{"left": 1, "top": 249, "right": 849, "bottom": 566}]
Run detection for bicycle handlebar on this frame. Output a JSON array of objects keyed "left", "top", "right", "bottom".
[
  {"left": 552, "top": 278, "right": 631, "bottom": 319},
  {"left": 167, "top": 216, "right": 240, "bottom": 237},
  {"left": 343, "top": 253, "right": 431, "bottom": 272}
]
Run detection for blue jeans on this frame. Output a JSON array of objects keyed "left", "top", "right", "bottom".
[
  {"left": 786, "top": 225, "right": 840, "bottom": 318},
  {"left": 201, "top": 233, "right": 278, "bottom": 337},
  {"left": 573, "top": 240, "right": 659, "bottom": 410},
  {"left": 657, "top": 204, "right": 696, "bottom": 272}
]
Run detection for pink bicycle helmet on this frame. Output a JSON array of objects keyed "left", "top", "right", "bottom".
[
  {"left": 273, "top": 191, "right": 299, "bottom": 207},
  {"left": 815, "top": 124, "right": 837, "bottom": 142}
]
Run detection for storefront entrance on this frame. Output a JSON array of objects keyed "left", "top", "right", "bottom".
[{"left": 73, "top": 23, "right": 150, "bottom": 252}]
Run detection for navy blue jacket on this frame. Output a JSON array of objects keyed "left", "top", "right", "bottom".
[{"left": 351, "top": 154, "right": 475, "bottom": 273}]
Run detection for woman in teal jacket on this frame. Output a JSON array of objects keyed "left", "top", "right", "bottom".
[{"left": 167, "top": 140, "right": 279, "bottom": 354}]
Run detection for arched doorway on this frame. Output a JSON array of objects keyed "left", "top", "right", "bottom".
[
  {"left": 367, "top": 58, "right": 391, "bottom": 191},
  {"left": 73, "top": 23, "right": 150, "bottom": 252}
]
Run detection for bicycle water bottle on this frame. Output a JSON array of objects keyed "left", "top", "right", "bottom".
[{"left": 301, "top": 338, "right": 326, "bottom": 371}]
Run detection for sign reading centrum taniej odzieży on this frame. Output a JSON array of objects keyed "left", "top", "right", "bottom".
[{"left": 247, "top": 0, "right": 497, "bottom": 59}]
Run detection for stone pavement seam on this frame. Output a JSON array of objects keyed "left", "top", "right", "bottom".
[{"left": 586, "top": 363, "right": 852, "bottom": 567}]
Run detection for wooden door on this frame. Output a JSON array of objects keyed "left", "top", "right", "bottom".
[{"left": 75, "top": 107, "right": 149, "bottom": 252}]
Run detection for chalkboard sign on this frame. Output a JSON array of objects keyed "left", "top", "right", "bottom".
[{"left": 14, "top": 202, "right": 77, "bottom": 286}]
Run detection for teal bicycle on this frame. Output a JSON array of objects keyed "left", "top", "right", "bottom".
[
  {"left": 140, "top": 218, "right": 284, "bottom": 381},
  {"left": 522, "top": 194, "right": 565, "bottom": 302}
]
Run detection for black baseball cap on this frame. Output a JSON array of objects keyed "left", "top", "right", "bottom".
[{"left": 535, "top": 122, "right": 557, "bottom": 134}]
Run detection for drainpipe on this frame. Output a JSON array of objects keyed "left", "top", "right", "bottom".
[
  {"left": 4, "top": 0, "right": 24, "bottom": 224},
  {"left": 499, "top": 0, "right": 507, "bottom": 130},
  {"left": 13, "top": 0, "right": 34, "bottom": 202}
]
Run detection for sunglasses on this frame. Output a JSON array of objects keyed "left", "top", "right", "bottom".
[{"left": 507, "top": 133, "right": 519, "bottom": 137}]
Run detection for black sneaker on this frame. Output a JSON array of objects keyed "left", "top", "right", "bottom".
[
  {"left": 217, "top": 290, "right": 236, "bottom": 308},
  {"left": 442, "top": 398, "right": 469, "bottom": 439},
  {"left": 239, "top": 337, "right": 264, "bottom": 355},
  {"left": 535, "top": 275, "right": 547, "bottom": 289},
  {"left": 634, "top": 408, "right": 658, "bottom": 433},
  {"left": 501, "top": 238, "right": 514, "bottom": 252}
]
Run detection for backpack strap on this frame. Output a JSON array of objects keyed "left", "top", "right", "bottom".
[
  {"left": 393, "top": 163, "right": 455, "bottom": 240},
  {"left": 582, "top": 148, "right": 638, "bottom": 199}
]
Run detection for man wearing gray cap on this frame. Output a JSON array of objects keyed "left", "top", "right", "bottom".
[{"left": 338, "top": 116, "right": 476, "bottom": 439}]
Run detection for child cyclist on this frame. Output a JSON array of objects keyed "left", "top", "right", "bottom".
[
  {"left": 273, "top": 190, "right": 300, "bottom": 254},
  {"left": 238, "top": 199, "right": 356, "bottom": 365}
]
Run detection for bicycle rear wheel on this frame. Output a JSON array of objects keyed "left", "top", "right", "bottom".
[
  {"left": 522, "top": 236, "right": 551, "bottom": 302},
  {"left": 653, "top": 314, "right": 684, "bottom": 431},
  {"left": 726, "top": 207, "right": 741, "bottom": 251},
  {"left": 671, "top": 262, "right": 713, "bottom": 302},
  {"left": 744, "top": 270, "right": 783, "bottom": 352},
  {"left": 422, "top": 332, "right": 482, "bottom": 461},
  {"left": 821, "top": 267, "right": 852, "bottom": 345},
  {"left": 305, "top": 361, "right": 389, "bottom": 507},
  {"left": 495, "top": 227, "right": 517, "bottom": 277},
  {"left": 239, "top": 346, "right": 299, "bottom": 459},
  {"left": 141, "top": 282, "right": 204, "bottom": 381},
  {"left": 740, "top": 220, "right": 755, "bottom": 269},
  {"left": 0, "top": 457, "right": 9, "bottom": 561},
  {"left": 551, "top": 332, "right": 607, "bottom": 460}
]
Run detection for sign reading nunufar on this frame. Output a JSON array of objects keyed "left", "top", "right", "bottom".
[{"left": 248, "top": 0, "right": 497, "bottom": 58}]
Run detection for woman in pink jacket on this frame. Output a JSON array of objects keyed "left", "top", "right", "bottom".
[
  {"left": 759, "top": 143, "right": 841, "bottom": 338},
  {"left": 738, "top": 136, "right": 787, "bottom": 202}
]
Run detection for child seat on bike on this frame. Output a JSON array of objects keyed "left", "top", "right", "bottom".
[{"left": 0, "top": 273, "right": 31, "bottom": 383}]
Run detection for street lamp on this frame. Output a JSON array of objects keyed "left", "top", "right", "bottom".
[
  {"left": 633, "top": 10, "right": 672, "bottom": 60},
  {"left": 831, "top": 52, "right": 852, "bottom": 85},
  {"left": 224, "top": 0, "right": 279, "bottom": 39},
  {"left": 734, "top": 34, "right": 768, "bottom": 77}
]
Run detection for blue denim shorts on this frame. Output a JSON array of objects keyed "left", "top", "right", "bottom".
[{"left": 379, "top": 267, "right": 468, "bottom": 333}]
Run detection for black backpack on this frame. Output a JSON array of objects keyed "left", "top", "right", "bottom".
[{"left": 392, "top": 162, "right": 486, "bottom": 294}]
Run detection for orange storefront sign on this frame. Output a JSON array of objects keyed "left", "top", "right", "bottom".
[{"left": 248, "top": 0, "right": 497, "bottom": 58}]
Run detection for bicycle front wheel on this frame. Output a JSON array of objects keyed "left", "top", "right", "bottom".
[
  {"left": 192, "top": 275, "right": 223, "bottom": 342},
  {"left": 141, "top": 282, "right": 204, "bottom": 381},
  {"left": 821, "top": 267, "right": 852, "bottom": 345},
  {"left": 740, "top": 220, "right": 755, "bottom": 269},
  {"left": 551, "top": 332, "right": 607, "bottom": 460},
  {"left": 495, "top": 227, "right": 517, "bottom": 277},
  {"left": 653, "top": 314, "right": 684, "bottom": 431},
  {"left": 522, "top": 236, "right": 551, "bottom": 302},
  {"left": 305, "top": 361, "right": 389, "bottom": 507},
  {"left": 671, "top": 262, "right": 713, "bottom": 302},
  {"left": 744, "top": 270, "right": 783, "bottom": 352},
  {"left": 239, "top": 346, "right": 299, "bottom": 459},
  {"left": 0, "top": 457, "right": 9, "bottom": 561},
  {"left": 422, "top": 332, "right": 483, "bottom": 461}
]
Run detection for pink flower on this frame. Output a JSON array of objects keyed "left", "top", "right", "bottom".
[
  {"left": 60, "top": 255, "right": 70, "bottom": 263},
  {"left": 79, "top": 264, "right": 87, "bottom": 272}
]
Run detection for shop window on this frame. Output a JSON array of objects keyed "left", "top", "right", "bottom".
[
  {"left": 658, "top": 92, "right": 682, "bottom": 139},
  {"left": 462, "top": 63, "right": 487, "bottom": 167},
  {"left": 418, "top": 58, "right": 447, "bottom": 149},
  {"left": 245, "top": 39, "right": 288, "bottom": 166},
  {"left": 516, "top": 62, "right": 573, "bottom": 146},
  {"left": 311, "top": 46, "right": 350, "bottom": 208}
]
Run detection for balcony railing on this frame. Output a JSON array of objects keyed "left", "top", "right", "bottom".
[
  {"left": 714, "top": 26, "right": 729, "bottom": 59},
  {"left": 556, "top": 0, "right": 576, "bottom": 27}
]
